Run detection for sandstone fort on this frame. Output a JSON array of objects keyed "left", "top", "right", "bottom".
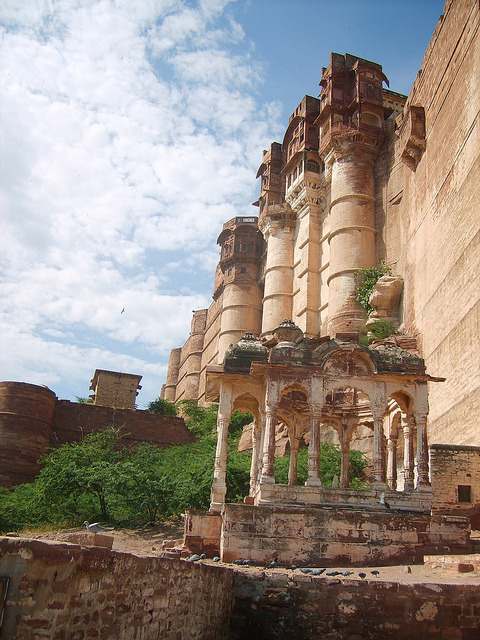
[{"left": 1, "top": 0, "right": 480, "bottom": 638}]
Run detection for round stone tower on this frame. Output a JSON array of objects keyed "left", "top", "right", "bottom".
[
  {"left": 216, "top": 217, "right": 264, "bottom": 363},
  {"left": 163, "top": 347, "right": 182, "bottom": 402},
  {"left": 0, "top": 381, "right": 56, "bottom": 487},
  {"left": 258, "top": 204, "right": 296, "bottom": 338},
  {"left": 318, "top": 53, "right": 387, "bottom": 335}
]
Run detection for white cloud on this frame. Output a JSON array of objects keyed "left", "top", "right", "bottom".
[{"left": 0, "top": 0, "right": 282, "bottom": 402}]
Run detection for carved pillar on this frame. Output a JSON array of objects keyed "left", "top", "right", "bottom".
[
  {"left": 261, "top": 404, "right": 277, "bottom": 483},
  {"left": 402, "top": 414, "right": 415, "bottom": 491},
  {"left": 372, "top": 413, "right": 386, "bottom": 489},
  {"left": 386, "top": 436, "right": 398, "bottom": 491},
  {"left": 415, "top": 412, "right": 430, "bottom": 489},
  {"left": 288, "top": 435, "right": 299, "bottom": 486},
  {"left": 256, "top": 411, "right": 267, "bottom": 485},
  {"left": 372, "top": 384, "right": 387, "bottom": 490},
  {"left": 339, "top": 428, "right": 351, "bottom": 489},
  {"left": 306, "top": 406, "right": 322, "bottom": 486},
  {"left": 209, "top": 386, "right": 232, "bottom": 512},
  {"left": 249, "top": 416, "right": 261, "bottom": 494}
]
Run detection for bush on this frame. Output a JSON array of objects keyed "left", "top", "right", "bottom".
[
  {"left": 147, "top": 398, "right": 178, "bottom": 416},
  {"left": 355, "top": 263, "right": 391, "bottom": 316}
]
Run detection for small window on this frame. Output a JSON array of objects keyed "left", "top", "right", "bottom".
[
  {"left": 306, "top": 160, "right": 320, "bottom": 173},
  {"left": 240, "top": 267, "right": 246, "bottom": 274},
  {"left": 458, "top": 485, "right": 472, "bottom": 503}
]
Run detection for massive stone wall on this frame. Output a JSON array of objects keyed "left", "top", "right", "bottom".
[
  {"left": 164, "top": 0, "right": 479, "bottom": 451},
  {"left": 2, "top": 537, "right": 479, "bottom": 640},
  {"left": 0, "top": 382, "right": 194, "bottom": 487},
  {"left": 0, "top": 537, "right": 232, "bottom": 640},
  {"left": 380, "top": 0, "right": 480, "bottom": 446}
]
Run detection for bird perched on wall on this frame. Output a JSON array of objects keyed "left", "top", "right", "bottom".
[
  {"left": 268, "top": 557, "right": 279, "bottom": 569},
  {"left": 83, "top": 521, "right": 105, "bottom": 533},
  {"left": 358, "top": 572, "right": 366, "bottom": 579},
  {"left": 377, "top": 491, "right": 391, "bottom": 509},
  {"left": 371, "top": 570, "right": 380, "bottom": 576}
]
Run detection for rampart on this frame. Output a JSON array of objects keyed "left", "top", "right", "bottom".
[
  {"left": 0, "top": 382, "right": 194, "bottom": 487},
  {"left": 0, "top": 537, "right": 232, "bottom": 640},
  {"left": 1, "top": 537, "right": 479, "bottom": 640}
]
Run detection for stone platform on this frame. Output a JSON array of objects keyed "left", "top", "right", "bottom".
[{"left": 185, "top": 502, "right": 472, "bottom": 567}]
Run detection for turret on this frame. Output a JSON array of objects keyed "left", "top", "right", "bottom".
[
  {"left": 318, "top": 53, "right": 388, "bottom": 335},
  {"left": 216, "top": 217, "right": 264, "bottom": 362}
]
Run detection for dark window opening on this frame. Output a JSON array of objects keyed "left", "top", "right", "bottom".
[
  {"left": 458, "top": 485, "right": 472, "bottom": 503},
  {"left": 240, "top": 267, "right": 246, "bottom": 274}
]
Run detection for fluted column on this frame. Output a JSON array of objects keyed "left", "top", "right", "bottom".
[
  {"left": 288, "top": 435, "right": 299, "bottom": 486},
  {"left": 306, "top": 406, "right": 322, "bottom": 486},
  {"left": 372, "top": 412, "right": 386, "bottom": 489},
  {"left": 249, "top": 415, "right": 261, "bottom": 494},
  {"left": 339, "top": 426, "right": 351, "bottom": 489},
  {"left": 402, "top": 414, "right": 415, "bottom": 491},
  {"left": 386, "top": 436, "right": 398, "bottom": 491},
  {"left": 415, "top": 412, "right": 431, "bottom": 489},
  {"left": 259, "top": 207, "right": 295, "bottom": 338},
  {"left": 210, "top": 386, "right": 232, "bottom": 512},
  {"left": 163, "top": 347, "right": 181, "bottom": 402}
]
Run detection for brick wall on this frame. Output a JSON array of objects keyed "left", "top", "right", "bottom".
[
  {"left": 0, "top": 382, "right": 195, "bottom": 487},
  {"left": 0, "top": 537, "right": 232, "bottom": 640},
  {"left": 430, "top": 444, "right": 480, "bottom": 527},
  {"left": 51, "top": 401, "right": 194, "bottom": 450},
  {"left": 230, "top": 569, "right": 480, "bottom": 640}
]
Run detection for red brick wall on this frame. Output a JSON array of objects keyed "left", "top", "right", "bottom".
[
  {"left": 0, "top": 382, "right": 56, "bottom": 487},
  {"left": 51, "top": 400, "right": 194, "bottom": 450},
  {"left": 0, "top": 382, "right": 195, "bottom": 487},
  {"left": 0, "top": 537, "right": 232, "bottom": 640}
]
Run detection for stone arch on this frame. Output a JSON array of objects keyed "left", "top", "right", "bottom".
[
  {"left": 321, "top": 348, "right": 376, "bottom": 377},
  {"left": 385, "top": 390, "right": 416, "bottom": 492}
]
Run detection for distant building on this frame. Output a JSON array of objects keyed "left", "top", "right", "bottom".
[{"left": 89, "top": 369, "right": 142, "bottom": 410}]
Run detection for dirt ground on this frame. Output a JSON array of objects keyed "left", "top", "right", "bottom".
[{"left": 22, "top": 520, "right": 480, "bottom": 587}]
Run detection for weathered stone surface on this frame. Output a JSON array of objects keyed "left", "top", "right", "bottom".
[
  {"left": 229, "top": 571, "right": 480, "bottom": 640},
  {"left": 220, "top": 503, "right": 472, "bottom": 567},
  {"left": 0, "top": 537, "right": 232, "bottom": 640}
]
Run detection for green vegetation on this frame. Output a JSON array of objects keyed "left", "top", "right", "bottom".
[
  {"left": 0, "top": 403, "right": 368, "bottom": 533},
  {"left": 274, "top": 444, "right": 367, "bottom": 487},
  {"left": 147, "top": 397, "right": 178, "bottom": 416},
  {"left": 355, "top": 263, "right": 391, "bottom": 316}
]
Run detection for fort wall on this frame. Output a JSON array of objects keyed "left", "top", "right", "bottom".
[
  {"left": 0, "top": 537, "right": 232, "bottom": 640},
  {"left": 430, "top": 444, "right": 480, "bottom": 527},
  {"left": 0, "top": 382, "right": 194, "bottom": 487},
  {"left": 230, "top": 569, "right": 480, "bottom": 640},
  {"left": 382, "top": 0, "right": 480, "bottom": 446},
  {"left": 0, "top": 382, "right": 56, "bottom": 488},
  {"left": 163, "top": 0, "right": 480, "bottom": 450}
]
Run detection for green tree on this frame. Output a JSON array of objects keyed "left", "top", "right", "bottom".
[
  {"left": 147, "top": 397, "right": 178, "bottom": 416},
  {"left": 274, "top": 444, "right": 367, "bottom": 487},
  {"left": 37, "top": 428, "right": 128, "bottom": 521}
]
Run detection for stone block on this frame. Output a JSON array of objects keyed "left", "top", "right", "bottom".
[{"left": 64, "top": 533, "right": 114, "bottom": 550}]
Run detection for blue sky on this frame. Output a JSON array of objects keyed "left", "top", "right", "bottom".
[{"left": 0, "top": 0, "right": 444, "bottom": 406}]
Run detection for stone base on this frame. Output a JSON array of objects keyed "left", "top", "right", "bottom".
[
  {"left": 183, "top": 509, "right": 222, "bottom": 557},
  {"left": 220, "top": 503, "right": 472, "bottom": 566},
  {"left": 253, "top": 483, "right": 434, "bottom": 513},
  {"left": 64, "top": 532, "right": 113, "bottom": 549}
]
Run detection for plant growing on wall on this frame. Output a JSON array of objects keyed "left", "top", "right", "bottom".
[{"left": 355, "top": 263, "right": 391, "bottom": 316}]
